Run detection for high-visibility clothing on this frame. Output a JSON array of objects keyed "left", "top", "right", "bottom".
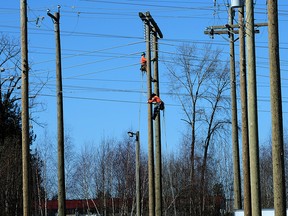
[
  {"left": 148, "top": 95, "right": 161, "bottom": 104},
  {"left": 140, "top": 56, "right": 147, "bottom": 65},
  {"left": 148, "top": 95, "right": 164, "bottom": 120}
]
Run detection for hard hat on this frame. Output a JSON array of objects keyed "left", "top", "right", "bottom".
[{"left": 141, "top": 52, "right": 145, "bottom": 56}]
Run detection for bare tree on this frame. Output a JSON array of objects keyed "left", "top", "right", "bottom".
[
  {"left": 0, "top": 34, "right": 25, "bottom": 216},
  {"left": 0, "top": 34, "right": 21, "bottom": 140},
  {"left": 73, "top": 142, "right": 97, "bottom": 214},
  {"left": 35, "top": 129, "right": 57, "bottom": 216},
  {"left": 94, "top": 137, "right": 115, "bottom": 216},
  {"left": 112, "top": 136, "right": 136, "bottom": 215},
  {"left": 162, "top": 150, "right": 191, "bottom": 216},
  {"left": 259, "top": 140, "right": 274, "bottom": 208},
  {"left": 0, "top": 32, "right": 49, "bottom": 215},
  {"left": 63, "top": 129, "right": 77, "bottom": 199},
  {"left": 166, "top": 43, "right": 231, "bottom": 215}
]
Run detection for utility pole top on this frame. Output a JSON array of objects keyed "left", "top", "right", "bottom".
[
  {"left": 139, "top": 11, "right": 163, "bottom": 39},
  {"left": 205, "top": 22, "right": 267, "bottom": 30},
  {"left": 47, "top": 6, "right": 61, "bottom": 23},
  {"left": 204, "top": 22, "right": 266, "bottom": 38},
  {"left": 204, "top": 29, "right": 260, "bottom": 37}
]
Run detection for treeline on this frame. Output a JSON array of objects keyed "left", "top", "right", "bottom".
[
  {"left": 35, "top": 132, "right": 232, "bottom": 216},
  {"left": 34, "top": 129, "right": 288, "bottom": 216},
  {"left": 0, "top": 34, "right": 43, "bottom": 215}
]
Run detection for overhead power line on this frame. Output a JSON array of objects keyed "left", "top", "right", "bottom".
[{"left": 33, "top": 93, "right": 288, "bottom": 114}]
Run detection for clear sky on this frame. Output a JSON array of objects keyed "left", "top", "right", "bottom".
[{"left": 1, "top": 1, "right": 287, "bottom": 153}]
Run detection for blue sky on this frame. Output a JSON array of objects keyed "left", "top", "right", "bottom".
[{"left": 1, "top": 1, "right": 287, "bottom": 153}]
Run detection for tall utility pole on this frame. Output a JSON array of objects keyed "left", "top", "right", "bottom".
[
  {"left": 228, "top": 7, "right": 242, "bottom": 210},
  {"left": 152, "top": 28, "right": 163, "bottom": 216},
  {"left": 47, "top": 7, "right": 66, "bottom": 216},
  {"left": 147, "top": 21, "right": 155, "bottom": 216},
  {"left": 204, "top": 9, "right": 246, "bottom": 212},
  {"left": 205, "top": 3, "right": 267, "bottom": 215},
  {"left": 20, "top": 0, "right": 30, "bottom": 215},
  {"left": 128, "top": 131, "right": 141, "bottom": 216},
  {"left": 238, "top": 6, "right": 252, "bottom": 216},
  {"left": 245, "top": 0, "right": 262, "bottom": 215},
  {"left": 135, "top": 131, "right": 141, "bottom": 216},
  {"left": 139, "top": 11, "right": 163, "bottom": 216},
  {"left": 139, "top": 11, "right": 155, "bottom": 216},
  {"left": 267, "top": 1, "right": 286, "bottom": 216},
  {"left": 153, "top": 34, "right": 162, "bottom": 216}
]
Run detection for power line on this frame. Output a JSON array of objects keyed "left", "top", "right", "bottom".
[
  {"left": 30, "top": 41, "right": 144, "bottom": 66},
  {"left": 33, "top": 93, "right": 288, "bottom": 114},
  {"left": 64, "top": 63, "right": 139, "bottom": 78}
]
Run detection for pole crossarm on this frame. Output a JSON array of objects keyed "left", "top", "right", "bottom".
[
  {"left": 206, "top": 22, "right": 267, "bottom": 30},
  {"left": 47, "top": 5, "right": 61, "bottom": 23},
  {"left": 204, "top": 29, "right": 259, "bottom": 36},
  {"left": 139, "top": 12, "right": 163, "bottom": 39},
  {"left": 47, "top": 11, "right": 59, "bottom": 23},
  {"left": 204, "top": 22, "right": 267, "bottom": 37}
]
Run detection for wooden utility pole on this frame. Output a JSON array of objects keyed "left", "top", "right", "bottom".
[
  {"left": 20, "top": 0, "right": 30, "bottom": 215},
  {"left": 238, "top": 6, "right": 252, "bottom": 216},
  {"left": 245, "top": 0, "right": 262, "bottom": 215},
  {"left": 147, "top": 12, "right": 163, "bottom": 216},
  {"left": 153, "top": 31, "right": 163, "bottom": 216},
  {"left": 267, "top": 1, "right": 286, "bottom": 216},
  {"left": 147, "top": 21, "right": 155, "bottom": 216},
  {"left": 228, "top": 7, "right": 242, "bottom": 210},
  {"left": 47, "top": 7, "right": 66, "bottom": 216},
  {"left": 128, "top": 131, "right": 141, "bottom": 216},
  {"left": 139, "top": 11, "right": 163, "bottom": 216},
  {"left": 205, "top": 3, "right": 267, "bottom": 215},
  {"left": 139, "top": 12, "right": 155, "bottom": 216},
  {"left": 135, "top": 131, "right": 141, "bottom": 216},
  {"left": 204, "top": 9, "right": 267, "bottom": 211}
]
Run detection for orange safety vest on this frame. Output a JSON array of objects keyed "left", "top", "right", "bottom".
[
  {"left": 148, "top": 95, "right": 161, "bottom": 104},
  {"left": 140, "top": 56, "right": 147, "bottom": 65}
]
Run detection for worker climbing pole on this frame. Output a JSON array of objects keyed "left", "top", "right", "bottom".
[
  {"left": 148, "top": 93, "right": 164, "bottom": 120},
  {"left": 139, "top": 11, "right": 163, "bottom": 216},
  {"left": 140, "top": 51, "right": 157, "bottom": 82},
  {"left": 140, "top": 52, "right": 147, "bottom": 72}
]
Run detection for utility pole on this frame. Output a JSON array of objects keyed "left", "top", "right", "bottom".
[
  {"left": 152, "top": 28, "right": 163, "bottom": 216},
  {"left": 128, "top": 131, "right": 141, "bottom": 216},
  {"left": 139, "top": 11, "right": 155, "bottom": 216},
  {"left": 238, "top": 6, "right": 252, "bottom": 216},
  {"left": 139, "top": 11, "right": 163, "bottom": 216},
  {"left": 20, "top": 0, "right": 30, "bottom": 215},
  {"left": 228, "top": 7, "right": 242, "bottom": 210},
  {"left": 245, "top": 0, "right": 262, "bottom": 215},
  {"left": 204, "top": 7, "right": 245, "bottom": 211},
  {"left": 204, "top": 4, "right": 267, "bottom": 213},
  {"left": 153, "top": 34, "right": 162, "bottom": 216},
  {"left": 146, "top": 21, "right": 155, "bottom": 216},
  {"left": 267, "top": 1, "right": 286, "bottom": 216},
  {"left": 47, "top": 7, "right": 66, "bottom": 216},
  {"left": 135, "top": 131, "right": 141, "bottom": 216}
]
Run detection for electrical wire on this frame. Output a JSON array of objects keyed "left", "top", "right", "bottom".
[
  {"left": 2, "top": 2, "right": 288, "bottom": 113},
  {"left": 25, "top": 93, "right": 288, "bottom": 114}
]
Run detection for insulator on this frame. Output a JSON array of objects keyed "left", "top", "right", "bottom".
[
  {"left": 143, "top": 22, "right": 147, "bottom": 40},
  {"left": 150, "top": 33, "right": 154, "bottom": 52}
]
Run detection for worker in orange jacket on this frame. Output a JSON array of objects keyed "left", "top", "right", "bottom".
[
  {"left": 140, "top": 52, "right": 147, "bottom": 72},
  {"left": 148, "top": 93, "right": 164, "bottom": 120}
]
